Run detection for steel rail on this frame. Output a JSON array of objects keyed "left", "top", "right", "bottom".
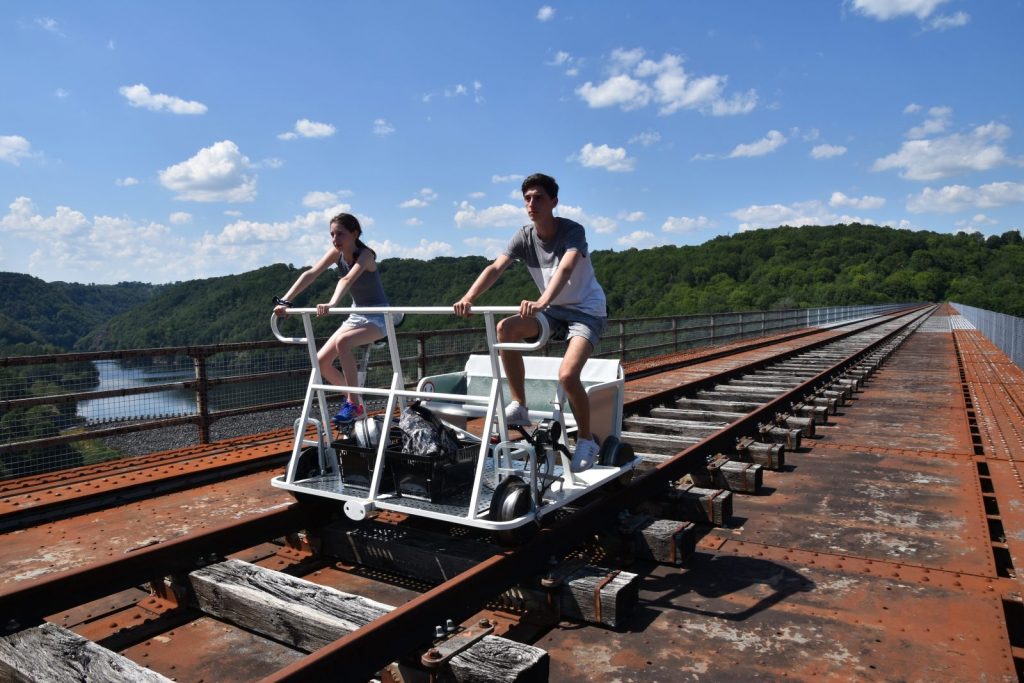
[
  {"left": 0, "top": 504, "right": 309, "bottom": 628},
  {"left": 263, "top": 306, "right": 934, "bottom": 682}
]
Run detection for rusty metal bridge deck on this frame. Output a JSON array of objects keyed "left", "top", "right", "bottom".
[{"left": 1, "top": 304, "right": 1022, "bottom": 681}]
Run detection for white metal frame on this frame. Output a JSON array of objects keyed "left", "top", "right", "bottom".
[{"left": 269, "top": 305, "right": 636, "bottom": 531}]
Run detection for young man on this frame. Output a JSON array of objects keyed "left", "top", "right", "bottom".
[{"left": 453, "top": 173, "right": 608, "bottom": 472}]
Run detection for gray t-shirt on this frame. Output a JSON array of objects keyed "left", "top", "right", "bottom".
[
  {"left": 337, "top": 249, "right": 389, "bottom": 308},
  {"left": 503, "top": 217, "right": 607, "bottom": 317}
]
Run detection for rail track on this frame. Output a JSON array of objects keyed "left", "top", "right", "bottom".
[{"left": 2, "top": 303, "right": 1022, "bottom": 682}]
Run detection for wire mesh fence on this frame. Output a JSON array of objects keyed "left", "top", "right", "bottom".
[
  {"left": 2, "top": 303, "right": 910, "bottom": 480},
  {"left": 949, "top": 302, "right": 1024, "bottom": 370}
]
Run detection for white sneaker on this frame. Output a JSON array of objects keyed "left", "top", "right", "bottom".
[
  {"left": 571, "top": 438, "right": 600, "bottom": 473},
  {"left": 504, "top": 400, "right": 530, "bottom": 426}
]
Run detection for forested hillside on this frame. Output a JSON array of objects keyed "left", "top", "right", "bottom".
[
  {"left": 5, "top": 223, "right": 1024, "bottom": 353},
  {"left": 0, "top": 273, "right": 161, "bottom": 353}
]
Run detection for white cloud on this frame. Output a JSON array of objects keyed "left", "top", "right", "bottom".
[
  {"left": 370, "top": 238, "right": 453, "bottom": 260},
  {"left": 468, "top": 191, "right": 486, "bottom": 199},
  {"left": 400, "top": 188, "right": 438, "bottom": 208},
  {"left": 537, "top": 6, "right": 555, "bottom": 21},
  {"left": 578, "top": 48, "right": 756, "bottom": 117},
  {"left": 904, "top": 103, "right": 922, "bottom": 114},
  {"left": 629, "top": 130, "right": 661, "bottom": 147},
  {"left": 576, "top": 74, "right": 652, "bottom": 111},
  {"left": 619, "top": 211, "right": 646, "bottom": 223},
  {"left": 926, "top": 11, "right": 969, "bottom": 30},
  {"left": 0, "top": 136, "right": 33, "bottom": 165},
  {"left": 55, "top": 88, "right": 69, "bottom": 99},
  {"left": 278, "top": 119, "right": 336, "bottom": 140},
  {"left": 574, "top": 142, "right": 636, "bottom": 172},
  {"left": 159, "top": 140, "right": 257, "bottom": 203},
  {"left": 223, "top": 210, "right": 243, "bottom": 217},
  {"left": 728, "top": 130, "right": 787, "bottom": 158},
  {"left": 119, "top": 84, "right": 207, "bottom": 115},
  {"left": 1, "top": 197, "right": 201, "bottom": 283},
  {"left": 850, "top": 0, "right": 951, "bottom": 21},
  {"left": 2, "top": 197, "right": 89, "bottom": 237},
  {"left": 373, "top": 118, "right": 395, "bottom": 136},
  {"left": 547, "top": 50, "right": 581, "bottom": 76},
  {"left": 617, "top": 230, "right": 657, "bottom": 248},
  {"left": 34, "top": 17, "right": 62, "bottom": 34},
  {"left": 873, "top": 122, "right": 1017, "bottom": 180},
  {"left": 115, "top": 177, "right": 139, "bottom": 187},
  {"left": 464, "top": 236, "right": 508, "bottom": 258},
  {"left": 906, "top": 105, "right": 952, "bottom": 139},
  {"left": 557, "top": 204, "right": 618, "bottom": 234},
  {"left": 492, "top": 174, "right": 525, "bottom": 184},
  {"left": 303, "top": 190, "right": 352, "bottom": 208},
  {"left": 829, "top": 192, "right": 886, "bottom": 209},
  {"left": 730, "top": 199, "right": 877, "bottom": 231},
  {"left": 169, "top": 211, "right": 192, "bottom": 224},
  {"left": 906, "top": 181, "right": 1024, "bottom": 213},
  {"left": 811, "top": 144, "right": 848, "bottom": 159},
  {"left": 454, "top": 201, "right": 525, "bottom": 229},
  {"left": 404, "top": 217, "right": 422, "bottom": 226},
  {"left": 955, "top": 214, "right": 998, "bottom": 230},
  {"left": 662, "top": 215, "right": 713, "bottom": 234}
]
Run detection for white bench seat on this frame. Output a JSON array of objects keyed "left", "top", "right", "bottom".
[{"left": 415, "top": 355, "right": 624, "bottom": 443}]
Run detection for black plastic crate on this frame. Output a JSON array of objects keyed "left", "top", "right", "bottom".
[
  {"left": 334, "top": 433, "right": 399, "bottom": 493},
  {"left": 390, "top": 440, "right": 481, "bottom": 502}
]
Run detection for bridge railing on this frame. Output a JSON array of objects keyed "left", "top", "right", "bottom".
[
  {"left": 0, "top": 303, "right": 910, "bottom": 480},
  {"left": 949, "top": 302, "right": 1024, "bottom": 370}
]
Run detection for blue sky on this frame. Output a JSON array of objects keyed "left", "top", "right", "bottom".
[{"left": 2, "top": 1, "right": 1022, "bottom": 285}]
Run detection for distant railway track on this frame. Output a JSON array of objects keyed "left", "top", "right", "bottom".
[{"left": 9, "top": 304, "right": 1018, "bottom": 682}]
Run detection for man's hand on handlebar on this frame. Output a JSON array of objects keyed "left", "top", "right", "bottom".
[
  {"left": 519, "top": 299, "right": 544, "bottom": 318},
  {"left": 453, "top": 299, "right": 473, "bottom": 318}
]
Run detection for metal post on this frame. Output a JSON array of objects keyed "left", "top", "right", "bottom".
[
  {"left": 192, "top": 351, "right": 210, "bottom": 444},
  {"left": 416, "top": 335, "right": 427, "bottom": 381},
  {"left": 618, "top": 321, "right": 626, "bottom": 361}
]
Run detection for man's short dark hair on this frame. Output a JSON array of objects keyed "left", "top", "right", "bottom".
[{"left": 521, "top": 173, "right": 559, "bottom": 199}]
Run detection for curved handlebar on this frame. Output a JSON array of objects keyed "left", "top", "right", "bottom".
[
  {"left": 270, "top": 313, "right": 307, "bottom": 345},
  {"left": 492, "top": 311, "right": 551, "bottom": 352}
]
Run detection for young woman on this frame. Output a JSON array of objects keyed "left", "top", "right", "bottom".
[{"left": 273, "top": 212, "right": 390, "bottom": 425}]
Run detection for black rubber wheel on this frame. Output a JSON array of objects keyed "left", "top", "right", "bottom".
[
  {"left": 488, "top": 476, "right": 538, "bottom": 546},
  {"left": 598, "top": 436, "right": 636, "bottom": 487},
  {"left": 294, "top": 446, "right": 322, "bottom": 480}
]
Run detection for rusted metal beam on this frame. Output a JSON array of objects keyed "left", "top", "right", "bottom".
[{"left": 0, "top": 505, "right": 308, "bottom": 629}]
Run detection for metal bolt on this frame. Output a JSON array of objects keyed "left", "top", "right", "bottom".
[
  {"left": 478, "top": 618, "right": 490, "bottom": 628},
  {"left": 426, "top": 648, "right": 442, "bottom": 660}
]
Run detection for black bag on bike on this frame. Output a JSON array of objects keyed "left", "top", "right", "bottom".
[{"left": 399, "top": 403, "right": 459, "bottom": 458}]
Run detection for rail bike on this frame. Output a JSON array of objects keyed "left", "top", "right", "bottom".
[{"left": 270, "top": 306, "right": 637, "bottom": 544}]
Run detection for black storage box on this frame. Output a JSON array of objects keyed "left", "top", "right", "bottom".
[
  {"left": 334, "top": 434, "right": 399, "bottom": 493},
  {"left": 390, "top": 440, "right": 481, "bottom": 502}
]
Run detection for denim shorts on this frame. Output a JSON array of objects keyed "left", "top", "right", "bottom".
[
  {"left": 537, "top": 306, "right": 607, "bottom": 348},
  {"left": 342, "top": 313, "right": 387, "bottom": 336}
]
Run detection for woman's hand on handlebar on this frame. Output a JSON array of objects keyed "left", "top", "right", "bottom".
[
  {"left": 273, "top": 304, "right": 288, "bottom": 317},
  {"left": 316, "top": 303, "right": 332, "bottom": 317},
  {"left": 453, "top": 299, "right": 473, "bottom": 318}
]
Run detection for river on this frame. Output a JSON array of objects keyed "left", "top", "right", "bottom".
[{"left": 76, "top": 360, "right": 196, "bottom": 422}]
